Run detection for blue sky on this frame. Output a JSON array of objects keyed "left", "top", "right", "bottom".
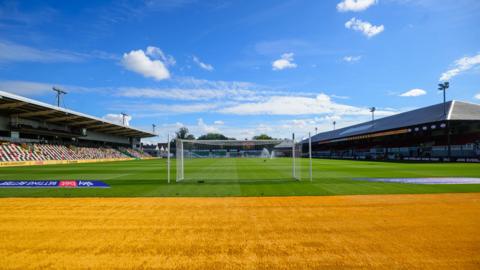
[{"left": 0, "top": 0, "right": 479, "bottom": 142}]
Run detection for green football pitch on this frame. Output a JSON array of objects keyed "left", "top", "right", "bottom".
[{"left": 0, "top": 158, "right": 479, "bottom": 197}]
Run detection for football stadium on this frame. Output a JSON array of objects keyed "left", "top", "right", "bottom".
[
  {"left": 0, "top": 89, "right": 480, "bottom": 269},
  {"left": 1, "top": 1, "right": 480, "bottom": 269}
]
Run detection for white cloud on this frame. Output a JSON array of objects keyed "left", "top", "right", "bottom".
[
  {"left": 214, "top": 120, "right": 224, "bottom": 125},
  {"left": 118, "top": 87, "right": 259, "bottom": 101},
  {"left": 0, "top": 40, "right": 84, "bottom": 63},
  {"left": 146, "top": 46, "right": 176, "bottom": 66},
  {"left": 129, "top": 103, "right": 219, "bottom": 116},
  {"left": 255, "top": 123, "right": 273, "bottom": 133},
  {"left": 439, "top": 53, "right": 480, "bottom": 81},
  {"left": 155, "top": 112, "right": 383, "bottom": 141},
  {"left": 118, "top": 90, "right": 397, "bottom": 119},
  {"left": 142, "top": 121, "right": 185, "bottom": 143},
  {"left": 399, "top": 88, "right": 427, "bottom": 97},
  {"left": 117, "top": 77, "right": 316, "bottom": 102},
  {"left": 103, "top": 113, "right": 132, "bottom": 126},
  {"left": 149, "top": 105, "right": 402, "bottom": 141},
  {"left": 330, "top": 94, "right": 350, "bottom": 99},
  {"left": 337, "top": 0, "right": 377, "bottom": 12},
  {"left": 0, "top": 80, "right": 53, "bottom": 96},
  {"left": 175, "top": 76, "right": 256, "bottom": 89},
  {"left": 219, "top": 93, "right": 395, "bottom": 116},
  {"left": 121, "top": 47, "right": 174, "bottom": 80},
  {"left": 197, "top": 118, "right": 219, "bottom": 133},
  {"left": 0, "top": 40, "right": 118, "bottom": 63},
  {"left": 272, "top": 53, "right": 297, "bottom": 70},
  {"left": 192, "top": 55, "right": 214, "bottom": 71},
  {"left": 343, "top": 55, "right": 362, "bottom": 62},
  {"left": 345, "top": 17, "right": 384, "bottom": 38},
  {"left": 275, "top": 116, "right": 362, "bottom": 139},
  {"left": 475, "top": 93, "right": 480, "bottom": 100},
  {"left": 156, "top": 120, "right": 241, "bottom": 141},
  {"left": 114, "top": 77, "right": 396, "bottom": 118}
]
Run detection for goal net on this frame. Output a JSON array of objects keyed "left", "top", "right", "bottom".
[{"left": 175, "top": 137, "right": 303, "bottom": 183}]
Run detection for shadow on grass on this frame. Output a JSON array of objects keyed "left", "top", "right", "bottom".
[
  {"left": 175, "top": 178, "right": 301, "bottom": 185},
  {"left": 105, "top": 178, "right": 352, "bottom": 186}
]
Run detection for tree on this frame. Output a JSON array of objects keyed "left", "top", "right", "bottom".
[
  {"left": 175, "top": 127, "right": 194, "bottom": 140},
  {"left": 197, "top": 133, "right": 233, "bottom": 140},
  {"left": 170, "top": 127, "right": 195, "bottom": 151},
  {"left": 252, "top": 134, "right": 273, "bottom": 140}
]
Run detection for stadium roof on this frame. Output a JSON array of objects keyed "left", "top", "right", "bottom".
[
  {"left": 309, "top": 101, "right": 480, "bottom": 143},
  {"left": 0, "top": 90, "right": 156, "bottom": 138}
]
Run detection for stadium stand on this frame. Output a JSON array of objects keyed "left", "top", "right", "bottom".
[
  {"left": 141, "top": 144, "right": 160, "bottom": 157},
  {"left": 118, "top": 147, "right": 152, "bottom": 159},
  {"left": 0, "top": 142, "right": 152, "bottom": 162},
  {"left": 0, "top": 90, "right": 156, "bottom": 164},
  {"left": 304, "top": 101, "right": 480, "bottom": 162}
]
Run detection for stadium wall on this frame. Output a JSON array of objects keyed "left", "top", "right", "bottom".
[
  {"left": 0, "top": 116, "right": 9, "bottom": 130},
  {"left": 81, "top": 130, "right": 130, "bottom": 145}
]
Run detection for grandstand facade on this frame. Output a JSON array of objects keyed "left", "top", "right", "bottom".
[
  {"left": 304, "top": 101, "right": 480, "bottom": 162},
  {"left": 0, "top": 91, "right": 155, "bottom": 164}
]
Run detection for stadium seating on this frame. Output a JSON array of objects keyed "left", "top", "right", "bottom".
[
  {"left": 0, "top": 142, "right": 151, "bottom": 162},
  {"left": 0, "top": 143, "right": 44, "bottom": 162},
  {"left": 118, "top": 147, "right": 152, "bottom": 159}
]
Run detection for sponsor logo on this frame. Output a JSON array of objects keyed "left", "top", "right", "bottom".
[
  {"left": 78, "top": 181, "right": 94, "bottom": 187},
  {"left": 0, "top": 180, "right": 109, "bottom": 188},
  {"left": 59, "top": 180, "right": 77, "bottom": 187}
]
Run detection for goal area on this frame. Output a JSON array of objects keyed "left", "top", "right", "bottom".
[{"left": 174, "top": 137, "right": 306, "bottom": 183}]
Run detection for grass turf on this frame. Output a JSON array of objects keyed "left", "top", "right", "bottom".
[{"left": 0, "top": 158, "right": 479, "bottom": 197}]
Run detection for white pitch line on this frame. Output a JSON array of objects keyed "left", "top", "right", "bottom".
[{"left": 355, "top": 177, "right": 480, "bottom": 184}]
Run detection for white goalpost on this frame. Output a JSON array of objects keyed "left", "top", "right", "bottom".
[{"left": 167, "top": 133, "right": 312, "bottom": 183}]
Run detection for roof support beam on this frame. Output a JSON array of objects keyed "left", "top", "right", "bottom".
[
  {"left": 16, "top": 110, "right": 57, "bottom": 118},
  {"left": 92, "top": 128, "right": 147, "bottom": 137},
  {"left": 69, "top": 119, "right": 99, "bottom": 126},
  {"left": 90, "top": 125, "right": 126, "bottom": 132},
  {"left": 0, "top": 101, "right": 27, "bottom": 109},
  {"left": 110, "top": 130, "right": 141, "bottom": 136},
  {"left": 45, "top": 115, "right": 82, "bottom": 123},
  {"left": 85, "top": 123, "right": 111, "bottom": 129}
]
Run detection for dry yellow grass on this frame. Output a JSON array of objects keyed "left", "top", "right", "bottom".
[{"left": 0, "top": 194, "right": 479, "bottom": 269}]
